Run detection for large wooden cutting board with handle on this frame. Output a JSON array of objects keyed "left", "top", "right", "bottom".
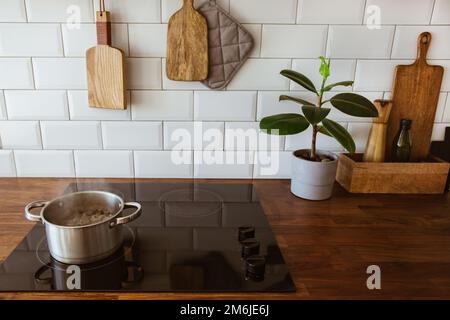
[
  {"left": 86, "top": 11, "right": 126, "bottom": 110},
  {"left": 386, "top": 32, "right": 444, "bottom": 161},
  {"left": 166, "top": 0, "right": 208, "bottom": 81}
]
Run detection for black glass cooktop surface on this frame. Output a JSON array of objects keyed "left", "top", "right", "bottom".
[{"left": 0, "top": 183, "right": 295, "bottom": 293}]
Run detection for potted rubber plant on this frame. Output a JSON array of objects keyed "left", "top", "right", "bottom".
[{"left": 260, "top": 57, "right": 379, "bottom": 200}]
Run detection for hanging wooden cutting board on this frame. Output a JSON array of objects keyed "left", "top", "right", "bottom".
[
  {"left": 166, "top": 0, "right": 208, "bottom": 81},
  {"left": 86, "top": 11, "right": 126, "bottom": 110},
  {"left": 386, "top": 32, "right": 444, "bottom": 162}
]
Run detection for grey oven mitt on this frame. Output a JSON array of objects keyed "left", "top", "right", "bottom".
[{"left": 197, "top": 0, "right": 254, "bottom": 90}]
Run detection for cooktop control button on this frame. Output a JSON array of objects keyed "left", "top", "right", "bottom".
[
  {"left": 245, "top": 255, "right": 266, "bottom": 282},
  {"left": 241, "top": 239, "right": 260, "bottom": 259},
  {"left": 238, "top": 226, "right": 255, "bottom": 242}
]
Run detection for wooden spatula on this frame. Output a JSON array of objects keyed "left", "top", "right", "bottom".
[
  {"left": 86, "top": 10, "right": 126, "bottom": 110},
  {"left": 386, "top": 32, "right": 444, "bottom": 161},
  {"left": 166, "top": 0, "right": 208, "bottom": 81}
]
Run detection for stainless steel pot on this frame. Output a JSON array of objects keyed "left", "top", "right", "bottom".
[{"left": 25, "top": 191, "right": 141, "bottom": 264}]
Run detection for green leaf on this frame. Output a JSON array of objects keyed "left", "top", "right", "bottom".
[
  {"left": 301, "top": 106, "right": 330, "bottom": 125},
  {"left": 323, "top": 81, "right": 354, "bottom": 92},
  {"left": 322, "top": 119, "right": 356, "bottom": 153},
  {"left": 317, "top": 125, "right": 332, "bottom": 137},
  {"left": 279, "top": 95, "right": 315, "bottom": 107},
  {"left": 280, "top": 70, "right": 318, "bottom": 95},
  {"left": 330, "top": 93, "right": 379, "bottom": 118},
  {"left": 260, "top": 113, "right": 310, "bottom": 135},
  {"left": 319, "top": 56, "right": 330, "bottom": 79}
]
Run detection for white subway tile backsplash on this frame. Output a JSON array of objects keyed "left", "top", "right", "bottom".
[
  {"left": 33, "top": 58, "right": 86, "bottom": 89},
  {"left": 127, "top": 58, "right": 162, "bottom": 89},
  {"left": 347, "top": 122, "right": 372, "bottom": 152},
  {"left": 102, "top": 121, "right": 162, "bottom": 150},
  {"left": 297, "top": 0, "right": 365, "bottom": 24},
  {"left": 40, "top": 121, "right": 101, "bottom": 149},
  {"left": 291, "top": 59, "right": 356, "bottom": 91},
  {"left": 5, "top": 91, "right": 69, "bottom": 120},
  {"left": 163, "top": 121, "right": 225, "bottom": 150},
  {"left": 443, "top": 94, "right": 450, "bottom": 122},
  {"left": 0, "top": 0, "right": 448, "bottom": 179},
  {"left": 0, "top": 24, "right": 63, "bottom": 57},
  {"left": 14, "top": 150, "right": 75, "bottom": 177},
  {"left": 225, "top": 122, "right": 258, "bottom": 151},
  {"left": 261, "top": 25, "right": 327, "bottom": 58},
  {"left": 134, "top": 150, "right": 193, "bottom": 178},
  {"left": 225, "top": 122, "right": 284, "bottom": 151},
  {"left": 62, "top": 24, "right": 129, "bottom": 57},
  {"left": 392, "top": 27, "right": 450, "bottom": 59},
  {"left": 428, "top": 60, "right": 450, "bottom": 92},
  {"left": 0, "top": 121, "right": 41, "bottom": 149},
  {"left": 93, "top": 0, "right": 160, "bottom": 23},
  {"left": 365, "top": 0, "right": 435, "bottom": 25},
  {"left": 194, "top": 91, "right": 256, "bottom": 121},
  {"left": 435, "top": 93, "right": 448, "bottom": 122},
  {"left": 227, "top": 59, "right": 291, "bottom": 90},
  {"left": 161, "top": 0, "right": 230, "bottom": 23},
  {"left": 0, "top": 91, "right": 6, "bottom": 120},
  {"left": 230, "top": 0, "right": 297, "bottom": 23},
  {"left": 257, "top": 91, "right": 317, "bottom": 121},
  {"left": 194, "top": 151, "right": 254, "bottom": 178},
  {"left": 129, "top": 24, "right": 167, "bottom": 57},
  {"left": 431, "top": 123, "right": 450, "bottom": 141},
  {"left": 68, "top": 90, "right": 131, "bottom": 120},
  {"left": 74, "top": 150, "right": 134, "bottom": 178},
  {"left": 354, "top": 60, "right": 413, "bottom": 91},
  {"left": 432, "top": 0, "right": 450, "bottom": 24},
  {"left": 327, "top": 26, "right": 395, "bottom": 59},
  {"left": 132, "top": 91, "right": 193, "bottom": 120},
  {"left": 164, "top": 122, "right": 194, "bottom": 150},
  {"left": 0, "top": 0, "right": 27, "bottom": 22},
  {"left": 0, "top": 58, "right": 34, "bottom": 89},
  {"left": 0, "top": 150, "right": 16, "bottom": 177},
  {"left": 25, "top": 0, "right": 94, "bottom": 22},
  {"left": 285, "top": 123, "right": 348, "bottom": 152},
  {"left": 243, "top": 24, "right": 262, "bottom": 58},
  {"left": 253, "top": 151, "right": 291, "bottom": 179}
]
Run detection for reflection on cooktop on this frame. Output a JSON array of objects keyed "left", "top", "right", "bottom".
[{"left": 0, "top": 183, "right": 296, "bottom": 293}]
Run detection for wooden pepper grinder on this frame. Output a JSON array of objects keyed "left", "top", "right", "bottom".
[{"left": 363, "top": 100, "right": 393, "bottom": 162}]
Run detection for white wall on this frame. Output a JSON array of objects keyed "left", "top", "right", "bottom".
[{"left": 0, "top": 0, "right": 449, "bottom": 178}]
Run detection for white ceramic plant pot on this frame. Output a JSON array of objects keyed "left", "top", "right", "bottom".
[{"left": 290, "top": 149, "right": 338, "bottom": 201}]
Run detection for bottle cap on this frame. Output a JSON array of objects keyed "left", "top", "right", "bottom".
[{"left": 401, "top": 119, "right": 412, "bottom": 128}]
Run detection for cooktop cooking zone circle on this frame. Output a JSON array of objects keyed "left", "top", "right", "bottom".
[{"left": 158, "top": 188, "right": 223, "bottom": 218}]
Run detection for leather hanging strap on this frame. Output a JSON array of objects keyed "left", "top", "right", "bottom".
[{"left": 96, "top": 0, "right": 111, "bottom": 45}]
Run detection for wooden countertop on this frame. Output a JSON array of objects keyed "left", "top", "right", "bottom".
[{"left": 0, "top": 178, "right": 449, "bottom": 300}]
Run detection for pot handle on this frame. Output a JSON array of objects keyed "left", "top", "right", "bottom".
[
  {"left": 25, "top": 201, "right": 48, "bottom": 223},
  {"left": 110, "top": 202, "right": 142, "bottom": 228}
]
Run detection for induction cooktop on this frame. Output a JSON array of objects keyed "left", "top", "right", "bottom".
[{"left": 0, "top": 183, "right": 296, "bottom": 293}]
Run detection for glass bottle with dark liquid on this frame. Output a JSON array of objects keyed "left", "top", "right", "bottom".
[{"left": 392, "top": 119, "right": 412, "bottom": 162}]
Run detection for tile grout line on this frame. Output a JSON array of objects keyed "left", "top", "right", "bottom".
[
  {"left": 71, "top": 149, "right": 77, "bottom": 178},
  {"left": 23, "top": 0, "right": 29, "bottom": 22},
  {"left": 389, "top": 25, "right": 397, "bottom": 59},
  {"left": 429, "top": 0, "right": 437, "bottom": 25},
  {"left": 10, "top": 148, "right": 18, "bottom": 177}
]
